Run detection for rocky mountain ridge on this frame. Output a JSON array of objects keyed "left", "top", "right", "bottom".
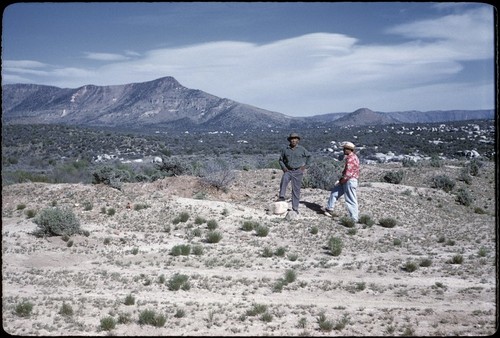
[{"left": 2, "top": 76, "right": 494, "bottom": 131}]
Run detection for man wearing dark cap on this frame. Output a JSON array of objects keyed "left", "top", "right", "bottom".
[
  {"left": 278, "top": 132, "right": 312, "bottom": 214},
  {"left": 324, "top": 141, "right": 360, "bottom": 222}
]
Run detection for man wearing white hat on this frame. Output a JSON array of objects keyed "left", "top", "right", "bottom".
[{"left": 324, "top": 141, "right": 360, "bottom": 222}]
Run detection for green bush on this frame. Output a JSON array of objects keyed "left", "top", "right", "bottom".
[
  {"left": 455, "top": 188, "right": 473, "bottom": 206},
  {"left": 100, "top": 316, "right": 116, "bottom": 331},
  {"left": 255, "top": 225, "right": 269, "bottom": 237},
  {"left": 92, "top": 165, "right": 131, "bottom": 190},
  {"left": 339, "top": 216, "right": 355, "bottom": 228},
  {"left": 379, "top": 217, "right": 397, "bottom": 228},
  {"left": 302, "top": 159, "right": 343, "bottom": 190},
  {"left": 171, "top": 244, "right": 191, "bottom": 256},
  {"left": 403, "top": 261, "right": 418, "bottom": 272},
  {"left": 358, "top": 214, "right": 375, "bottom": 227},
  {"left": 328, "top": 236, "right": 343, "bottom": 256},
  {"left": 138, "top": 309, "right": 166, "bottom": 327},
  {"left": 206, "top": 231, "right": 223, "bottom": 243},
  {"left": 124, "top": 294, "right": 135, "bottom": 305},
  {"left": 431, "top": 175, "right": 456, "bottom": 193},
  {"left": 14, "top": 301, "right": 33, "bottom": 317},
  {"left": 33, "top": 207, "right": 81, "bottom": 237},
  {"left": 383, "top": 170, "right": 404, "bottom": 184},
  {"left": 207, "top": 219, "right": 218, "bottom": 230},
  {"left": 59, "top": 302, "right": 74, "bottom": 316},
  {"left": 167, "top": 273, "right": 190, "bottom": 291},
  {"left": 241, "top": 220, "right": 257, "bottom": 231}
]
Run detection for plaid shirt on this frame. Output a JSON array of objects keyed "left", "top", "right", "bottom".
[{"left": 342, "top": 152, "right": 360, "bottom": 180}]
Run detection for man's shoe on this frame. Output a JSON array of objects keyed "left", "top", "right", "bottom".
[
  {"left": 277, "top": 196, "right": 286, "bottom": 201},
  {"left": 323, "top": 207, "right": 335, "bottom": 217}
]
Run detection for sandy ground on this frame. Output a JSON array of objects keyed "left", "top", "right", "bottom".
[{"left": 2, "top": 162, "right": 497, "bottom": 336}]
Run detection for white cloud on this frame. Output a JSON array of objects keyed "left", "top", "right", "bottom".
[
  {"left": 84, "top": 52, "right": 131, "bottom": 61},
  {"left": 2, "top": 8, "right": 493, "bottom": 115}
]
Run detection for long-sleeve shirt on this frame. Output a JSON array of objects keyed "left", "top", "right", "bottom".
[
  {"left": 279, "top": 145, "right": 312, "bottom": 170},
  {"left": 342, "top": 152, "right": 360, "bottom": 180}
]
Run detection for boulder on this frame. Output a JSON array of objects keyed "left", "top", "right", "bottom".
[{"left": 272, "top": 201, "right": 288, "bottom": 215}]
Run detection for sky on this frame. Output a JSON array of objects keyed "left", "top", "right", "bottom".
[{"left": 2, "top": 2, "right": 496, "bottom": 117}]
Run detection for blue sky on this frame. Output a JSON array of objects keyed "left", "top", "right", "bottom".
[{"left": 2, "top": 2, "right": 495, "bottom": 116}]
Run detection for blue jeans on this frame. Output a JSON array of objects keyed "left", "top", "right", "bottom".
[
  {"left": 326, "top": 178, "right": 358, "bottom": 221},
  {"left": 279, "top": 169, "right": 303, "bottom": 211}
]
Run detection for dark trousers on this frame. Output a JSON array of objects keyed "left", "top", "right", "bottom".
[{"left": 279, "top": 169, "right": 303, "bottom": 211}]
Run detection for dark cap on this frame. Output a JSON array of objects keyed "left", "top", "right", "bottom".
[{"left": 287, "top": 132, "right": 301, "bottom": 141}]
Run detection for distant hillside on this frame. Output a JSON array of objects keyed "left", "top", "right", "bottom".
[
  {"left": 2, "top": 77, "right": 300, "bottom": 131},
  {"left": 2, "top": 76, "right": 494, "bottom": 131}
]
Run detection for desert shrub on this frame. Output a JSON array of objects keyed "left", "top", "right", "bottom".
[
  {"left": 379, "top": 217, "right": 397, "bottom": 228},
  {"left": 118, "top": 312, "right": 132, "bottom": 324},
  {"left": 288, "top": 253, "right": 299, "bottom": 261},
  {"left": 206, "top": 231, "right": 222, "bottom": 243},
  {"left": 328, "top": 236, "right": 343, "bottom": 256},
  {"left": 207, "top": 219, "right": 218, "bottom": 230},
  {"left": 261, "top": 312, "right": 273, "bottom": 322},
  {"left": 192, "top": 245, "right": 204, "bottom": 256},
  {"left": 429, "top": 155, "right": 443, "bottom": 167},
  {"left": 124, "top": 294, "right": 135, "bottom": 305},
  {"left": 14, "top": 301, "right": 33, "bottom": 317},
  {"left": 419, "top": 258, "right": 433, "bottom": 267},
  {"left": 107, "top": 208, "right": 116, "bottom": 216},
  {"left": 403, "top": 261, "right": 418, "bottom": 272},
  {"left": 138, "top": 309, "right": 166, "bottom": 327},
  {"left": 317, "top": 312, "right": 334, "bottom": 332},
  {"left": 466, "top": 159, "right": 482, "bottom": 176},
  {"left": 334, "top": 314, "right": 351, "bottom": 331},
  {"left": 255, "top": 225, "right": 269, "bottom": 237},
  {"left": 310, "top": 226, "right": 319, "bottom": 234},
  {"left": 303, "top": 159, "right": 342, "bottom": 190},
  {"left": 33, "top": 207, "right": 81, "bottom": 237},
  {"left": 274, "top": 246, "right": 286, "bottom": 257},
  {"left": 155, "top": 157, "right": 191, "bottom": 177},
  {"left": 200, "top": 160, "right": 236, "bottom": 192},
  {"left": 474, "top": 207, "right": 486, "bottom": 214},
  {"left": 92, "top": 165, "right": 131, "bottom": 190},
  {"left": 174, "top": 309, "right": 186, "bottom": 318},
  {"left": 262, "top": 247, "right": 273, "bottom": 257},
  {"left": 59, "top": 302, "right": 74, "bottom": 316},
  {"left": 339, "top": 216, "right": 355, "bottom": 228},
  {"left": 458, "top": 168, "right": 473, "bottom": 184},
  {"left": 241, "top": 220, "right": 257, "bottom": 231},
  {"left": 246, "top": 303, "right": 267, "bottom": 316},
  {"left": 83, "top": 201, "right": 93, "bottom": 211},
  {"left": 284, "top": 269, "right": 297, "bottom": 284},
  {"left": 178, "top": 212, "right": 190, "bottom": 222},
  {"left": 25, "top": 209, "right": 36, "bottom": 218},
  {"left": 402, "top": 158, "right": 418, "bottom": 167},
  {"left": 382, "top": 170, "right": 404, "bottom": 184},
  {"left": 134, "top": 203, "right": 150, "bottom": 211},
  {"left": 167, "top": 273, "right": 190, "bottom": 291},
  {"left": 194, "top": 216, "right": 206, "bottom": 225},
  {"left": 171, "top": 244, "right": 191, "bottom": 256},
  {"left": 358, "top": 214, "right": 375, "bottom": 227},
  {"left": 478, "top": 247, "right": 488, "bottom": 257},
  {"left": 431, "top": 174, "right": 455, "bottom": 192},
  {"left": 16, "top": 203, "right": 26, "bottom": 210},
  {"left": 455, "top": 188, "right": 473, "bottom": 206},
  {"left": 449, "top": 254, "right": 464, "bottom": 264},
  {"left": 100, "top": 316, "right": 116, "bottom": 331}
]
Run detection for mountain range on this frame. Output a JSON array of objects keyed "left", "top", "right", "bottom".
[{"left": 2, "top": 76, "right": 494, "bottom": 131}]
